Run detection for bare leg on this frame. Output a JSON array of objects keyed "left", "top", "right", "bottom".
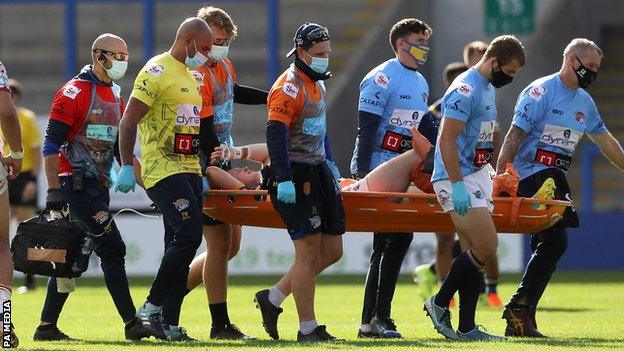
[
  {"left": 435, "top": 232, "right": 455, "bottom": 280},
  {"left": 0, "top": 191, "right": 12, "bottom": 288},
  {"left": 291, "top": 233, "right": 322, "bottom": 322},
  {"left": 202, "top": 223, "right": 232, "bottom": 304},
  {"left": 275, "top": 234, "right": 342, "bottom": 296},
  {"left": 365, "top": 150, "right": 422, "bottom": 192},
  {"left": 228, "top": 225, "right": 242, "bottom": 260}
]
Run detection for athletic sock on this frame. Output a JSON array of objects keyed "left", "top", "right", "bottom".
[
  {"left": 0, "top": 284, "right": 11, "bottom": 306},
  {"left": 435, "top": 251, "right": 482, "bottom": 308},
  {"left": 458, "top": 267, "right": 482, "bottom": 333},
  {"left": 360, "top": 324, "right": 372, "bottom": 332},
  {"left": 209, "top": 302, "right": 231, "bottom": 328},
  {"left": 268, "top": 286, "right": 286, "bottom": 307},
  {"left": 300, "top": 319, "right": 318, "bottom": 335},
  {"left": 485, "top": 275, "right": 499, "bottom": 293}
]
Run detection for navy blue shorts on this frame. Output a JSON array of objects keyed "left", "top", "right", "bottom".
[{"left": 268, "top": 162, "right": 345, "bottom": 240}]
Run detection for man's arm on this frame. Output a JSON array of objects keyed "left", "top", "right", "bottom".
[
  {"left": 589, "top": 131, "right": 624, "bottom": 172},
  {"left": 0, "top": 91, "right": 22, "bottom": 178},
  {"left": 119, "top": 97, "right": 150, "bottom": 166},
  {"left": 233, "top": 83, "right": 268, "bottom": 105},
  {"left": 438, "top": 118, "right": 465, "bottom": 182},
  {"left": 495, "top": 125, "right": 527, "bottom": 174}
]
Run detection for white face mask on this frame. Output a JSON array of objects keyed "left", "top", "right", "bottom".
[
  {"left": 210, "top": 44, "right": 229, "bottom": 61},
  {"left": 185, "top": 38, "right": 209, "bottom": 69},
  {"left": 98, "top": 56, "right": 127, "bottom": 81}
]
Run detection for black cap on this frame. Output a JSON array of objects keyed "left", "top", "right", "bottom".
[{"left": 285, "top": 22, "right": 330, "bottom": 58}]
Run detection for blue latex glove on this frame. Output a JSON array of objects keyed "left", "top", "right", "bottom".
[
  {"left": 115, "top": 165, "right": 136, "bottom": 193},
  {"left": 451, "top": 181, "right": 471, "bottom": 216},
  {"left": 325, "top": 159, "right": 341, "bottom": 185},
  {"left": 277, "top": 181, "right": 296, "bottom": 204}
]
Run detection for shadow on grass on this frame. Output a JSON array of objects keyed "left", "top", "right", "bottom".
[
  {"left": 511, "top": 337, "right": 624, "bottom": 348},
  {"left": 45, "top": 336, "right": 624, "bottom": 349},
  {"left": 537, "top": 306, "right": 596, "bottom": 313},
  {"left": 33, "top": 270, "right": 624, "bottom": 288}
]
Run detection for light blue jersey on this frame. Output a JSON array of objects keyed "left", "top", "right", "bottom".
[
  {"left": 511, "top": 73, "right": 607, "bottom": 179},
  {"left": 432, "top": 67, "right": 497, "bottom": 182},
  {"left": 349, "top": 58, "right": 430, "bottom": 174}
]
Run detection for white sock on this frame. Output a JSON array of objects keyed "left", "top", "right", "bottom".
[
  {"left": 299, "top": 319, "right": 318, "bottom": 335},
  {"left": 360, "top": 324, "right": 372, "bottom": 332},
  {"left": 0, "top": 284, "right": 11, "bottom": 305},
  {"left": 268, "top": 286, "right": 286, "bottom": 307}
]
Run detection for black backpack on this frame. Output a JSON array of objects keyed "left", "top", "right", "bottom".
[{"left": 11, "top": 211, "right": 93, "bottom": 278}]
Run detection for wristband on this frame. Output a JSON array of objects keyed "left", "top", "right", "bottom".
[{"left": 9, "top": 149, "right": 24, "bottom": 160}]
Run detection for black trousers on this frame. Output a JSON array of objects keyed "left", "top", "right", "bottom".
[
  {"left": 508, "top": 167, "right": 577, "bottom": 307},
  {"left": 146, "top": 173, "right": 203, "bottom": 326},
  {"left": 41, "top": 177, "right": 135, "bottom": 324},
  {"left": 361, "top": 232, "right": 413, "bottom": 324}
]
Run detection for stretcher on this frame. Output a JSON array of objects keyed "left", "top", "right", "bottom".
[{"left": 203, "top": 190, "right": 571, "bottom": 233}]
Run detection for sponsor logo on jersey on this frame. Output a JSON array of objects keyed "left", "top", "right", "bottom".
[
  {"left": 528, "top": 86, "right": 546, "bottom": 101},
  {"left": 422, "top": 92, "right": 428, "bottom": 102},
  {"left": 282, "top": 82, "right": 299, "bottom": 98},
  {"left": 552, "top": 108, "right": 563, "bottom": 115},
  {"left": 63, "top": 85, "right": 81, "bottom": 99},
  {"left": 400, "top": 94, "right": 411, "bottom": 100},
  {"left": 478, "top": 121, "right": 496, "bottom": 142},
  {"left": 373, "top": 72, "right": 390, "bottom": 89},
  {"left": 147, "top": 64, "right": 165, "bottom": 77},
  {"left": 455, "top": 83, "right": 474, "bottom": 97},
  {"left": 438, "top": 189, "right": 450, "bottom": 206},
  {"left": 175, "top": 104, "right": 201, "bottom": 127},
  {"left": 539, "top": 124, "right": 582, "bottom": 153},
  {"left": 380, "top": 130, "right": 412, "bottom": 154},
  {"left": 389, "top": 109, "right": 425, "bottom": 129},
  {"left": 192, "top": 71, "right": 204, "bottom": 86}
]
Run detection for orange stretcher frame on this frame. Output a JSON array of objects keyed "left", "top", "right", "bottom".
[{"left": 203, "top": 190, "right": 571, "bottom": 234}]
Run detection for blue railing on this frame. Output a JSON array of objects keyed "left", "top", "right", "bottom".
[{"left": 1, "top": 0, "right": 280, "bottom": 87}]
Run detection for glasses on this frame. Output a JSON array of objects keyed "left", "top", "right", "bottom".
[{"left": 93, "top": 48, "right": 129, "bottom": 61}]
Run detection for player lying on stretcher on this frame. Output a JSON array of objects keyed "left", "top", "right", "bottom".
[
  {"left": 206, "top": 127, "right": 435, "bottom": 194},
  {"left": 207, "top": 130, "right": 556, "bottom": 205}
]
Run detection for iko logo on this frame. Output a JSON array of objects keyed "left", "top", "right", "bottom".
[{"left": 399, "top": 94, "right": 411, "bottom": 100}]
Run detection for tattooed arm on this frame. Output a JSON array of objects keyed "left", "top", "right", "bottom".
[{"left": 495, "top": 125, "right": 527, "bottom": 175}]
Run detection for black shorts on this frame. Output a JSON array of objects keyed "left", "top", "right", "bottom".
[
  {"left": 201, "top": 161, "right": 232, "bottom": 226},
  {"left": 518, "top": 167, "right": 580, "bottom": 228},
  {"left": 8, "top": 172, "right": 38, "bottom": 207},
  {"left": 268, "top": 162, "right": 346, "bottom": 240}
]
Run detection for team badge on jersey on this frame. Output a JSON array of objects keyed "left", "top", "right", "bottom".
[
  {"left": 63, "top": 85, "right": 81, "bottom": 99},
  {"left": 147, "top": 64, "right": 165, "bottom": 77},
  {"left": 374, "top": 72, "right": 390, "bottom": 89},
  {"left": 528, "top": 86, "right": 546, "bottom": 101},
  {"left": 192, "top": 71, "right": 204, "bottom": 86},
  {"left": 282, "top": 82, "right": 299, "bottom": 98},
  {"left": 455, "top": 83, "right": 474, "bottom": 97},
  {"left": 575, "top": 111, "right": 585, "bottom": 123}
]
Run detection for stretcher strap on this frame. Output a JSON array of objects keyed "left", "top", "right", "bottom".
[{"left": 509, "top": 197, "right": 523, "bottom": 226}]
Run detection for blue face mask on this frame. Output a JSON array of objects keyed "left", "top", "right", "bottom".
[
  {"left": 304, "top": 50, "right": 329, "bottom": 73},
  {"left": 185, "top": 38, "right": 208, "bottom": 69}
]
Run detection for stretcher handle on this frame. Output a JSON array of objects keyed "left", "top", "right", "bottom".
[{"left": 206, "top": 190, "right": 572, "bottom": 207}]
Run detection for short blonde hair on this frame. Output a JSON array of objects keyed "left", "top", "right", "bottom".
[
  {"left": 463, "top": 41, "right": 488, "bottom": 65},
  {"left": 197, "top": 6, "right": 238, "bottom": 39},
  {"left": 563, "top": 38, "right": 603, "bottom": 59}
]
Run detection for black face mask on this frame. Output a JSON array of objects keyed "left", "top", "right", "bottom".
[
  {"left": 573, "top": 55, "right": 598, "bottom": 89},
  {"left": 491, "top": 62, "right": 513, "bottom": 88}
]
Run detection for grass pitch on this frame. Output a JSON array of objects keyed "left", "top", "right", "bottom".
[{"left": 9, "top": 271, "right": 624, "bottom": 350}]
